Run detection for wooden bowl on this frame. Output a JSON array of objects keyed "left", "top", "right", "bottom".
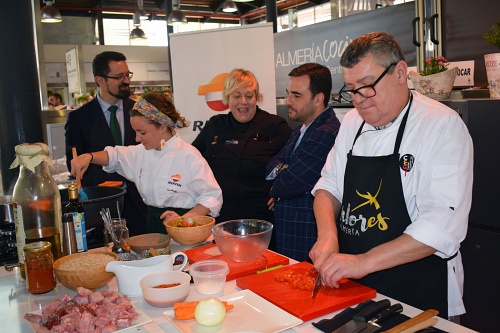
[
  {"left": 53, "top": 251, "right": 119, "bottom": 290},
  {"left": 165, "top": 216, "right": 215, "bottom": 246},
  {"left": 128, "top": 233, "right": 171, "bottom": 253}
]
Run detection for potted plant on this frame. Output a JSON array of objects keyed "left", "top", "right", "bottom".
[
  {"left": 483, "top": 20, "right": 500, "bottom": 49},
  {"left": 483, "top": 20, "right": 500, "bottom": 98},
  {"left": 408, "top": 56, "right": 458, "bottom": 100}
]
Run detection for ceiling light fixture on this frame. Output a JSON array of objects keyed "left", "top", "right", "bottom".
[
  {"left": 222, "top": 0, "right": 238, "bottom": 13},
  {"left": 167, "top": 0, "right": 187, "bottom": 26},
  {"left": 41, "top": 0, "right": 62, "bottom": 23},
  {"left": 130, "top": 12, "right": 147, "bottom": 40},
  {"left": 136, "top": 0, "right": 148, "bottom": 20}
]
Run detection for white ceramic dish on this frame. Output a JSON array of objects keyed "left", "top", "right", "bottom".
[
  {"left": 28, "top": 302, "right": 152, "bottom": 332},
  {"left": 163, "top": 289, "right": 303, "bottom": 333},
  {"left": 140, "top": 271, "right": 191, "bottom": 307}
]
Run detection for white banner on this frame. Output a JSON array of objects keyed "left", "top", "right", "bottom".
[
  {"left": 169, "top": 24, "right": 276, "bottom": 144},
  {"left": 66, "top": 47, "right": 81, "bottom": 93}
]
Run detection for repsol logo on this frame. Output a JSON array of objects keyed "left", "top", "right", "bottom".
[{"left": 168, "top": 181, "right": 181, "bottom": 187}]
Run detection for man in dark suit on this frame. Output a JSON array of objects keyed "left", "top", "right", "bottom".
[
  {"left": 65, "top": 51, "right": 147, "bottom": 237},
  {"left": 266, "top": 63, "right": 341, "bottom": 262}
]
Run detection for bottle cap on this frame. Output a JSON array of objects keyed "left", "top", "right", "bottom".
[
  {"left": 62, "top": 213, "right": 74, "bottom": 223},
  {"left": 24, "top": 241, "right": 52, "bottom": 253}
]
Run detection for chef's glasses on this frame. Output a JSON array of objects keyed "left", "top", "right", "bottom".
[
  {"left": 103, "top": 71, "right": 133, "bottom": 81},
  {"left": 338, "top": 63, "right": 397, "bottom": 102}
]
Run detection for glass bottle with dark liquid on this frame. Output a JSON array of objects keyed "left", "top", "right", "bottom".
[
  {"left": 66, "top": 184, "right": 87, "bottom": 252},
  {"left": 12, "top": 143, "right": 63, "bottom": 279}
]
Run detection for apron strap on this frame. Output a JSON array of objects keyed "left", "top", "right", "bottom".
[
  {"left": 393, "top": 93, "right": 413, "bottom": 154},
  {"left": 351, "top": 92, "right": 414, "bottom": 153}
]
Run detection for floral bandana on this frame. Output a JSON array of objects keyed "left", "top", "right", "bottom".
[{"left": 133, "top": 98, "right": 184, "bottom": 129}]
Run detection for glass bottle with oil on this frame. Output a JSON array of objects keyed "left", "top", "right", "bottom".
[
  {"left": 11, "top": 143, "right": 63, "bottom": 279},
  {"left": 66, "top": 184, "right": 87, "bottom": 252}
]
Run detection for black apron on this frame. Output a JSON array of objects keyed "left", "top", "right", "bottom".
[
  {"left": 338, "top": 95, "right": 449, "bottom": 318},
  {"left": 146, "top": 206, "right": 189, "bottom": 234}
]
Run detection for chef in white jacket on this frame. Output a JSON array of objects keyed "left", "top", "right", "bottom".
[
  {"left": 310, "top": 32, "right": 473, "bottom": 320},
  {"left": 71, "top": 92, "right": 222, "bottom": 233}
]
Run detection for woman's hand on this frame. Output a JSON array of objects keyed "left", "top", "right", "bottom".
[
  {"left": 161, "top": 210, "right": 180, "bottom": 225},
  {"left": 70, "top": 153, "right": 92, "bottom": 184},
  {"left": 267, "top": 197, "right": 275, "bottom": 211}
]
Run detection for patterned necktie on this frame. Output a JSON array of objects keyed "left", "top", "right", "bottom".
[{"left": 108, "top": 105, "right": 122, "bottom": 145}]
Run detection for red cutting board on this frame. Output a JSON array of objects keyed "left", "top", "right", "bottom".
[
  {"left": 236, "top": 262, "right": 376, "bottom": 322},
  {"left": 184, "top": 244, "right": 289, "bottom": 281}
]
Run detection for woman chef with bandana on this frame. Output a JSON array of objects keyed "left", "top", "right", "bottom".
[{"left": 71, "top": 92, "right": 222, "bottom": 233}]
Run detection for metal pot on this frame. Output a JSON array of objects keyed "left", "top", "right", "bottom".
[
  {"left": 0, "top": 195, "right": 14, "bottom": 224},
  {"left": 61, "top": 186, "right": 127, "bottom": 228}
]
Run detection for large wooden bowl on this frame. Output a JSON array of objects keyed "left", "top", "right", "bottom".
[
  {"left": 53, "top": 251, "right": 119, "bottom": 290},
  {"left": 165, "top": 216, "right": 215, "bottom": 246},
  {"left": 128, "top": 233, "right": 171, "bottom": 253}
]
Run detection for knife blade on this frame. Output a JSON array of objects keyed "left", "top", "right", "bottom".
[
  {"left": 381, "top": 309, "right": 439, "bottom": 333},
  {"left": 351, "top": 303, "right": 404, "bottom": 333},
  {"left": 332, "top": 299, "right": 391, "bottom": 333},
  {"left": 311, "top": 272, "right": 322, "bottom": 298}
]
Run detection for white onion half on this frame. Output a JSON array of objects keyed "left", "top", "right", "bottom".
[{"left": 194, "top": 297, "right": 227, "bottom": 326}]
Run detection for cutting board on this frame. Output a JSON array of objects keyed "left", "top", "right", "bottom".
[
  {"left": 184, "top": 244, "right": 289, "bottom": 281},
  {"left": 236, "top": 262, "right": 376, "bottom": 322}
]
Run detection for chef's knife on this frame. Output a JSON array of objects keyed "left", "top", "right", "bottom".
[
  {"left": 333, "top": 299, "right": 391, "bottom": 333},
  {"left": 311, "top": 273, "right": 322, "bottom": 298},
  {"left": 381, "top": 309, "right": 439, "bottom": 333},
  {"left": 351, "top": 303, "right": 404, "bottom": 333}
]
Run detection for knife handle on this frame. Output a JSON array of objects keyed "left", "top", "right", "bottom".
[
  {"left": 353, "top": 299, "right": 391, "bottom": 321},
  {"left": 382, "top": 309, "right": 439, "bottom": 333},
  {"left": 372, "top": 303, "right": 404, "bottom": 324}
]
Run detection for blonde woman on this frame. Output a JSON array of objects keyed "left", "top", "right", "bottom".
[{"left": 192, "top": 68, "right": 292, "bottom": 250}]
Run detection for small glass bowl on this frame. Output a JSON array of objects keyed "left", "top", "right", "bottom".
[{"left": 189, "top": 260, "right": 229, "bottom": 294}]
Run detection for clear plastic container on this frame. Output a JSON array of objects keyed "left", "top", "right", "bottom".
[{"left": 189, "top": 260, "right": 229, "bottom": 294}]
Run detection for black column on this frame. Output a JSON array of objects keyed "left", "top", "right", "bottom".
[
  {"left": 265, "top": 0, "right": 278, "bottom": 33},
  {"left": 0, "top": 0, "right": 44, "bottom": 193},
  {"left": 165, "top": 0, "right": 175, "bottom": 93}
]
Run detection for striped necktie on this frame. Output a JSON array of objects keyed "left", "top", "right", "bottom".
[{"left": 108, "top": 105, "right": 122, "bottom": 145}]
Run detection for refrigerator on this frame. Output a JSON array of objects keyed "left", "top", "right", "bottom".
[
  {"left": 415, "top": 0, "right": 500, "bottom": 88},
  {"left": 440, "top": 98, "right": 500, "bottom": 332}
]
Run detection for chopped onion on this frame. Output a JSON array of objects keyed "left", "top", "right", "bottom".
[{"left": 194, "top": 297, "right": 226, "bottom": 326}]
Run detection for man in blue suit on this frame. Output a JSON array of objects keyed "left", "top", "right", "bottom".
[
  {"left": 65, "top": 51, "right": 147, "bottom": 238},
  {"left": 266, "top": 63, "right": 341, "bottom": 261}
]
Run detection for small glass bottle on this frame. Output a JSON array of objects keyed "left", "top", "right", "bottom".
[
  {"left": 24, "top": 241, "right": 56, "bottom": 294},
  {"left": 12, "top": 143, "right": 63, "bottom": 279},
  {"left": 66, "top": 184, "right": 87, "bottom": 252}
]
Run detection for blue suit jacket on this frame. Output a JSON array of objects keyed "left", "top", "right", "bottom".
[{"left": 266, "top": 106, "right": 340, "bottom": 261}]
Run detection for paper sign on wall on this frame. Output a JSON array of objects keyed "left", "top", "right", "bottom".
[{"left": 66, "top": 47, "right": 81, "bottom": 93}]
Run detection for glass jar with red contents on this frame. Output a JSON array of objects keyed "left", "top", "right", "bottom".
[{"left": 24, "top": 241, "right": 56, "bottom": 294}]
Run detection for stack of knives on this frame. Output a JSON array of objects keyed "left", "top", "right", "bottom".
[{"left": 320, "top": 299, "right": 439, "bottom": 333}]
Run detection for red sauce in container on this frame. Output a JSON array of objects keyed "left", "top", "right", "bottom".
[{"left": 24, "top": 241, "right": 56, "bottom": 294}]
